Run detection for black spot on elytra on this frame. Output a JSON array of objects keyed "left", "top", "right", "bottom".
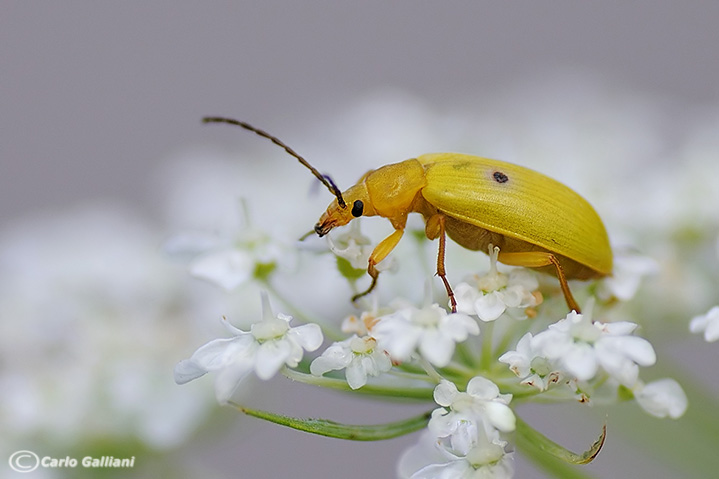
[{"left": 493, "top": 171, "right": 509, "bottom": 183}]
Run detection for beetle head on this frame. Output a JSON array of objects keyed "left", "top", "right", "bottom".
[{"left": 315, "top": 183, "right": 374, "bottom": 237}]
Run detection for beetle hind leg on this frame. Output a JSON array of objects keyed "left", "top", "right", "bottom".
[
  {"left": 426, "top": 214, "right": 457, "bottom": 313},
  {"left": 496, "top": 251, "right": 581, "bottom": 313},
  {"left": 437, "top": 225, "right": 457, "bottom": 313}
]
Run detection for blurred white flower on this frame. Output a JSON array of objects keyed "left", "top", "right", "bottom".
[
  {"left": 0, "top": 203, "right": 215, "bottom": 449},
  {"left": 371, "top": 303, "right": 479, "bottom": 367},
  {"left": 175, "top": 292, "right": 323, "bottom": 403},
  {"left": 341, "top": 306, "right": 382, "bottom": 336},
  {"left": 165, "top": 216, "right": 289, "bottom": 291},
  {"left": 597, "top": 250, "right": 659, "bottom": 302},
  {"left": 533, "top": 310, "right": 656, "bottom": 387},
  {"left": 455, "top": 246, "right": 541, "bottom": 322},
  {"left": 310, "top": 335, "right": 392, "bottom": 389},
  {"left": 634, "top": 378, "right": 688, "bottom": 419},
  {"left": 689, "top": 306, "right": 719, "bottom": 342},
  {"left": 190, "top": 227, "right": 285, "bottom": 288}
]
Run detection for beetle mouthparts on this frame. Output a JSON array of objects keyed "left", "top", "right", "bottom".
[{"left": 314, "top": 223, "right": 327, "bottom": 237}]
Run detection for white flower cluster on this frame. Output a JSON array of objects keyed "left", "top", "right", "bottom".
[
  {"left": 454, "top": 246, "right": 542, "bottom": 322},
  {"left": 498, "top": 308, "right": 686, "bottom": 417},
  {"left": 175, "top": 292, "right": 323, "bottom": 403},
  {"left": 0, "top": 204, "right": 218, "bottom": 451},
  {"left": 399, "top": 378, "right": 515, "bottom": 478},
  {"left": 309, "top": 293, "right": 479, "bottom": 390}
]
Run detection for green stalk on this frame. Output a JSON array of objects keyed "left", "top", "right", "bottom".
[{"left": 229, "top": 401, "right": 432, "bottom": 441}]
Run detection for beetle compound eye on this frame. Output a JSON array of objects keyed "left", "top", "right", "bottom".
[
  {"left": 351, "top": 200, "right": 364, "bottom": 217},
  {"left": 493, "top": 171, "right": 509, "bottom": 183}
]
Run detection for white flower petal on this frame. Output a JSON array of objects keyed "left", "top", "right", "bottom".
[
  {"left": 287, "top": 323, "right": 324, "bottom": 351},
  {"left": 428, "top": 408, "right": 455, "bottom": 437},
  {"left": 705, "top": 317, "right": 719, "bottom": 342},
  {"left": 310, "top": 341, "right": 353, "bottom": 376},
  {"left": 498, "top": 332, "right": 534, "bottom": 377},
  {"left": 689, "top": 308, "right": 712, "bottom": 333},
  {"left": 611, "top": 336, "right": 656, "bottom": 366},
  {"left": 602, "top": 321, "right": 638, "bottom": 336},
  {"left": 345, "top": 360, "right": 368, "bottom": 390},
  {"left": 254, "top": 340, "right": 292, "bottom": 380},
  {"left": 442, "top": 313, "right": 480, "bottom": 341},
  {"left": 189, "top": 249, "right": 252, "bottom": 290},
  {"left": 692, "top": 306, "right": 719, "bottom": 342},
  {"left": 173, "top": 359, "right": 208, "bottom": 384},
  {"left": 466, "top": 376, "right": 501, "bottom": 400},
  {"left": 453, "top": 282, "right": 481, "bottom": 315},
  {"left": 411, "top": 461, "right": 471, "bottom": 479},
  {"left": 635, "top": 378, "right": 688, "bottom": 419},
  {"left": 189, "top": 336, "right": 255, "bottom": 372},
  {"left": 600, "top": 355, "right": 639, "bottom": 387},
  {"left": 397, "top": 431, "right": 449, "bottom": 479},
  {"left": 484, "top": 401, "right": 516, "bottom": 432},
  {"left": 433, "top": 380, "right": 459, "bottom": 407},
  {"left": 419, "top": 329, "right": 455, "bottom": 367},
  {"left": 371, "top": 349, "right": 393, "bottom": 374},
  {"left": 372, "top": 317, "right": 421, "bottom": 361},
  {"left": 446, "top": 419, "right": 480, "bottom": 457},
  {"left": 563, "top": 343, "right": 598, "bottom": 381},
  {"left": 213, "top": 359, "right": 254, "bottom": 403},
  {"left": 475, "top": 292, "right": 507, "bottom": 322}
]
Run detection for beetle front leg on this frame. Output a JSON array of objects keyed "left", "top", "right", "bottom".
[
  {"left": 351, "top": 228, "right": 404, "bottom": 304},
  {"left": 426, "top": 214, "right": 457, "bottom": 313},
  {"left": 496, "top": 251, "right": 581, "bottom": 313}
]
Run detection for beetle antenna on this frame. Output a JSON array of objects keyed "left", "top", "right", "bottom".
[{"left": 202, "top": 116, "right": 346, "bottom": 208}]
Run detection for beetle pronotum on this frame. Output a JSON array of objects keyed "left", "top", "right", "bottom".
[{"left": 203, "top": 117, "right": 612, "bottom": 314}]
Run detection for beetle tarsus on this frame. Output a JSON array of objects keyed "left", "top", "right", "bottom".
[{"left": 439, "top": 274, "right": 457, "bottom": 313}]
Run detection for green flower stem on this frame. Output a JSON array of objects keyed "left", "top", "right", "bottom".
[
  {"left": 479, "top": 320, "right": 495, "bottom": 370},
  {"left": 517, "top": 433, "right": 597, "bottom": 479},
  {"left": 416, "top": 356, "right": 443, "bottom": 383},
  {"left": 515, "top": 414, "right": 605, "bottom": 475},
  {"left": 387, "top": 369, "right": 438, "bottom": 384},
  {"left": 229, "top": 401, "right": 432, "bottom": 441},
  {"left": 455, "top": 341, "right": 480, "bottom": 369},
  {"left": 282, "top": 367, "right": 435, "bottom": 400},
  {"left": 441, "top": 360, "right": 479, "bottom": 380}
]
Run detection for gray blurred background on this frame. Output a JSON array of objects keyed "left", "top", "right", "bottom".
[
  {"left": 3, "top": 2, "right": 719, "bottom": 478},
  {"left": 3, "top": 2, "right": 719, "bottom": 225}
]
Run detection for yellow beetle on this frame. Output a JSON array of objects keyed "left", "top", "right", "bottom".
[{"left": 203, "top": 117, "right": 613, "bottom": 314}]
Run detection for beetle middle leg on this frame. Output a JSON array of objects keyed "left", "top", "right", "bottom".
[
  {"left": 351, "top": 228, "right": 405, "bottom": 304},
  {"left": 496, "top": 251, "right": 581, "bottom": 313},
  {"left": 426, "top": 214, "right": 457, "bottom": 313}
]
